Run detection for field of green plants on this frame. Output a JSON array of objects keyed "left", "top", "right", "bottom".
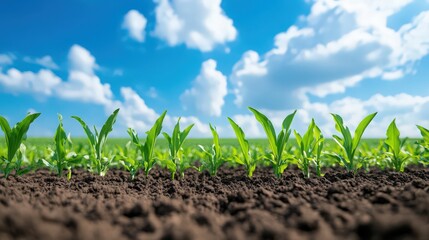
[{"left": 1, "top": 108, "right": 429, "bottom": 180}]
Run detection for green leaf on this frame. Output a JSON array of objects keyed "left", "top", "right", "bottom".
[
  {"left": 54, "top": 114, "right": 68, "bottom": 175},
  {"left": 294, "top": 130, "right": 303, "bottom": 147},
  {"left": 385, "top": 119, "right": 400, "bottom": 157},
  {"left": 127, "top": 128, "right": 141, "bottom": 147},
  {"left": 248, "top": 107, "right": 278, "bottom": 154},
  {"left": 96, "top": 108, "right": 120, "bottom": 156},
  {"left": 143, "top": 111, "right": 167, "bottom": 165},
  {"left": 162, "top": 132, "right": 172, "bottom": 147},
  {"left": 210, "top": 124, "right": 221, "bottom": 159},
  {"left": 282, "top": 110, "right": 297, "bottom": 131},
  {"left": 172, "top": 118, "right": 181, "bottom": 155},
  {"left": 0, "top": 116, "right": 11, "bottom": 148},
  {"left": 352, "top": 112, "right": 377, "bottom": 151},
  {"left": 6, "top": 113, "right": 41, "bottom": 162},
  {"left": 179, "top": 123, "right": 194, "bottom": 149},
  {"left": 71, "top": 115, "right": 96, "bottom": 147},
  {"left": 228, "top": 118, "right": 250, "bottom": 163},
  {"left": 417, "top": 125, "right": 429, "bottom": 143},
  {"left": 331, "top": 114, "right": 352, "bottom": 150}
]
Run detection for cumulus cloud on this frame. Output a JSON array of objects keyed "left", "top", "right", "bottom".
[
  {"left": 0, "top": 45, "right": 112, "bottom": 105},
  {"left": 56, "top": 45, "right": 113, "bottom": 105},
  {"left": 181, "top": 59, "right": 227, "bottom": 117},
  {"left": 231, "top": 0, "right": 429, "bottom": 110},
  {"left": 122, "top": 10, "right": 147, "bottom": 42},
  {"left": 67, "top": 45, "right": 98, "bottom": 74},
  {"left": 0, "top": 68, "right": 61, "bottom": 96},
  {"left": 0, "top": 45, "right": 212, "bottom": 137},
  {"left": 23, "top": 55, "right": 59, "bottom": 69},
  {"left": 153, "top": 0, "right": 237, "bottom": 52},
  {"left": 399, "top": 11, "right": 429, "bottom": 63},
  {"left": 107, "top": 87, "right": 159, "bottom": 131},
  {"left": 1, "top": 56, "right": 215, "bottom": 139}
]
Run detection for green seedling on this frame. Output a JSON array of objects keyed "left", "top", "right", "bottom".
[
  {"left": 331, "top": 112, "right": 377, "bottom": 172},
  {"left": 198, "top": 124, "right": 224, "bottom": 176},
  {"left": 0, "top": 112, "right": 40, "bottom": 178},
  {"left": 117, "top": 141, "right": 141, "bottom": 180},
  {"left": 294, "top": 119, "right": 324, "bottom": 178},
  {"left": 72, "top": 108, "right": 119, "bottom": 176},
  {"left": 417, "top": 125, "right": 429, "bottom": 148},
  {"left": 162, "top": 118, "right": 194, "bottom": 179},
  {"left": 128, "top": 111, "right": 166, "bottom": 177},
  {"left": 228, "top": 117, "right": 257, "bottom": 177},
  {"left": 416, "top": 125, "right": 429, "bottom": 164},
  {"left": 53, "top": 114, "right": 73, "bottom": 178},
  {"left": 249, "top": 107, "right": 296, "bottom": 178},
  {"left": 384, "top": 119, "right": 409, "bottom": 172}
]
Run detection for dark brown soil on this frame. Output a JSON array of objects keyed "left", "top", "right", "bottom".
[{"left": 1, "top": 167, "right": 429, "bottom": 240}]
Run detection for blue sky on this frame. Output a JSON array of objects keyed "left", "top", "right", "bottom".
[{"left": 1, "top": 0, "right": 429, "bottom": 138}]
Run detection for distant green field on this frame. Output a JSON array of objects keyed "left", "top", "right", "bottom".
[
  {"left": 0, "top": 137, "right": 393, "bottom": 149},
  {"left": 0, "top": 138, "right": 268, "bottom": 148}
]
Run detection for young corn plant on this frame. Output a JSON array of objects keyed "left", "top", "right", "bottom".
[
  {"left": 359, "top": 141, "right": 386, "bottom": 171},
  {"left": 312, "top": 123, "right": 324, "bottom": 177},
  {"left": 198, "top": 124, "right": 224, "bottom": 176},
  {"left": 52, "top": 114, "right": 73, "bottom": 178},
  {"left": 228, "top": 117, "right": 257, "bottom": 177},
  {"left": 128, "top": 111, "right": 166, "bottom": 177},
  {"left": 162, "top": 118, "right": 194, "bottom": 179},
  {"left": 72, "top": 108, "right": 119, "bottom": 176},
  {"left": 331, "top": 112, "right": 377, "bottom": 172},
  {"left": 117, "top": 141, "right": 141, "bottom": 180},
  {"left": 0, "top": 113, "right": 41, "bottom": 178},
  {"left": 293, "top": 119, "right": 324, "bottom": 178},
  {"left": 416, "top": 125, "right": 429, "bottom": 164},
  {"left": 248, "top": 107, "right": 296, "bottom": 178},
  {"left": 384, "top": 119, "right": 409, "bottom": 172}
]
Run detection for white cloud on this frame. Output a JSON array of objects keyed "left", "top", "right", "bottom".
[
  {"left": 180, "top": 59, "right": 227, "bottom": 117},
  {"left": 68, "top": 44, "right": 98, "bottom": 74},
  {"left": 230, "top": 0, "right": 429, "bottom": 110},
  {"left": 56, "top": 45, "right": 113, "bottom": 105},
  {"left": 399, "top": 11, "right": 429, "bottom": 63},
  {"left": 153, "top": 0, "right": 237, "bottom": 52},
  {"left": 0, "top": 68, "right": 61, "bottom": 96},
  {"left": 382, "top": 70, "right": 404, "bottom": 80},
  {"left": 107, "top": 87, "right": 159, "bottom": 131},
  {"left": 0, "top": 45, "right": 212, "bottom": 137},
  {"left": 58, "top": 71, "right": 113, "bottom": 105},
  {"left": 0, "top": 53, "right": 15, "bottom": 66},
  {"left": 122, "top": 10, "right": 147, "bottom": 42},
  {"left": 23, "top": 55, "right": 59, "bottom": 69},
  {"left": 0, "top": 45, "right": 112, "bottom": 105}
]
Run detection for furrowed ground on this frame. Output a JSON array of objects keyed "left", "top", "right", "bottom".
[{"left": 1, "top": 166, "right": 428, "bottom": 240}]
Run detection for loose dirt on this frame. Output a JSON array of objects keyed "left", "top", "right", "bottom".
[{"left": 1, "top": 167, "right": 428, "bottom": 240}]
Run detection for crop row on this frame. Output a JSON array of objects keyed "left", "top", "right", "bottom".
[{"left": 1, "top": 108, "right": 429, "bottom": 180}]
